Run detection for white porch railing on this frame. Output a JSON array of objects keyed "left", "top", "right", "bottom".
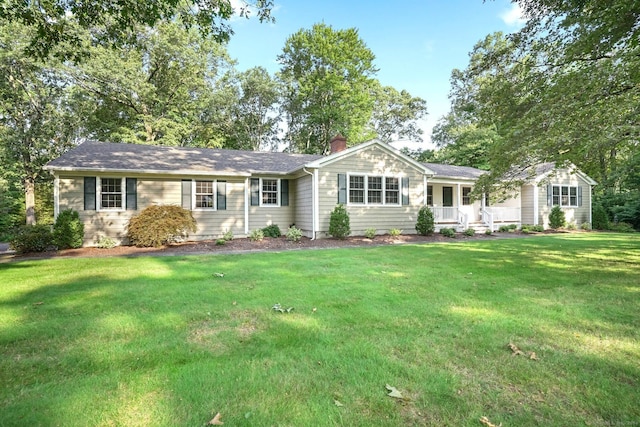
[
  {"left": 431, "top": 207, "right": 468, "bottom": 229},
  {"left": 482, "top": 207, "right": 521, "bottom": 230},
  {"left": 481, "top": 208, "right": 494, "bottom": 231}
]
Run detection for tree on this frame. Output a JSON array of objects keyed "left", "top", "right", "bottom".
[
  {"left": 0, "top": 0, "right": 274, "bottom": 60},
  {"left": 0, "top": 20, "right": 79, "bottom": 225},
  {"left": 367, "top": 82, "right": 428, "bottom": 143},
  {"left": 69, "top": 21, "right": 233, "bottom": 147},
  {"left": 278, "top": 23, "right": 377, "bottom": 154}
]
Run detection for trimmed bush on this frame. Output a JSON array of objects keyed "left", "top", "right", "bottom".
[
  {"left": 463, "top": 228, "right": 476, "bottom": 237},
  {"left": 127, "top": 205, "right": 196, "bottom": 247},
  {"left": 439, "top": 227, "right": 456, "bottom": 238},
  {"left": 286, "top": 226, "right": 303, "bottom": 242},
  {"left": 364, "top": 228, "right": 376, "bottom": 239},
  {"left": 521, "top": 224, "right": 544, "bottom": 233},
  {"left": 222, "top": 229, "right": 234, "bottom": 241},
  {"left": 389, "top": 228, "right": 402, "bottom": 237},
  {"left": 96, "top": 236, "right": 116, "bottom": 249},
  {"left": 592, "top": 204, "right": 609, "bottom": 230},
  {"left": 329, "top": 204, "right": 350, "bottom": 239},
  {"left": 9, "top": 224, "right": 53, "bottom": 254},
  {"left": 609, "top": 222, "right": 636, "bottom": 233},
  {"left": 249, "top": 229, "right": 264, "bottom": 242},
  {"left": 262, "top": 224, "right": 282, "bottom": 238},
  {"left": 415, "top": 206, "right": 435, "bottom": 236},
  {"left": 52, "top": 209, "right": 84, "bottom": 249},
  {"left": 549, "top": 205, "right": 566, "bottom": 229}
]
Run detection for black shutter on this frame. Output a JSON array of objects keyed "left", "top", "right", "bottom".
[
  {"left": 402, "top": 177, "right": 409, "bottom": 205},
  {"left": 126, "top": 178, "right": 137, "bottom": 210},
  {"left": 84, "top": 177, "right": 96, "bottom": 210},
  {"left": 578, "top": 186, "right": 583, "bottom": 207},
  {"left": 251, "top": 178, "right": 260, "bottom": 206},
  {"left": 217, "top": 181, "right": 226, "bottom": 210},
  {"left": 337, "top": 174, "right": 347, "bottom": 204},
  {"left": 547, "top": 184, "right": 553, "bottom": 206},
  {"left": 281, "top": 179, "right": 289, "bottom": 206},
  {"left": 182, "top": 180, "right": 191, "bottom": 209}
]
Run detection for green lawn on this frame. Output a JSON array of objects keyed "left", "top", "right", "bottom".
[{"left": 1, "top": 233, "right": 639, "bottom": 426}]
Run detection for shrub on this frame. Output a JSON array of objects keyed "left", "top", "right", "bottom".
[
  {"left": 9, "top": 224, "right": 53, "bottom": 254},
  {"left": 485, "top": 229, "right": 492, "bottom": 235},
  {"left": 463, "top": 228, "right": 475, "bottom": 237},
  {"left": 415, "top": 206, "right": 435, "bottom": 236},
  {"left": 389, "top": 228, "right": 402, "bottom": 237},
  {"left": 286, "top": 226, "right": 303, "bottom": 242},
  {"left": 96, "top": 236, "right": 116, "bottom": 249},
  {"left": 581, "top": 222, "right": 591, "bottom": 231},
  {"left": 439, "top": 227, "right": 456, "bottom": 238},
  {"left": 216, "top": 239, "right": 226, "bottom": 245},
  {"left": 498, "top": 225, "right": 510, "bottom": 232},
  {"left": 127, "top": 205, "right": 197, "bottom": 247},
  {"left": 249, "top": 229, "right": 264, "bottom": 242},
  {"left": 521, "top": 224, "right": 544, "bottom": 233},
  {"left": 592, "top": 204, "right": 609, "bottom": 230},
  {"left": 608, "top": 222, "right": 636, "bottom": 233},
  {"left": 566, "top": 222, "right": 577, "bottom": 231},
  {"left": 52, "top": 209, "right": 84, "bottom": 249},
  {"left": 329, "top": 204, "right": 350, "bottom": 239},
  {"left": 262, "top": 224, "right": 281, "bottom": 238},
  {"left": 364, "top": 228, "right": 376, "bottom": 239},
  {"left": 222, "top": 229, "right": 234, "bottom": 241},
  {"left": 549, "top": 205, "right": 566, "bottom": 229}
]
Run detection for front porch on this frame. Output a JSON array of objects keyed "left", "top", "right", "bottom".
[{"left": 431, "top": 206, "right": 521, "bottom": 232}]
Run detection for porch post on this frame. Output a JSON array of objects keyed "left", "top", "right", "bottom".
[
  {"left": 244, "top": 177, "right": 250, "bottom": 235},
  {"left": 533, "top": 184, "right": 539, "bottom": 226}
]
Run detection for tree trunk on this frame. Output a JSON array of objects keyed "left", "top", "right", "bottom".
[{"left": 24, "top": 178, "right": 36, "bottom": 225}]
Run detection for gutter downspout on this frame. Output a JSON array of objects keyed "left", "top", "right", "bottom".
[{"left": 303, "top": 167, "right": 316, "bottom": 240}]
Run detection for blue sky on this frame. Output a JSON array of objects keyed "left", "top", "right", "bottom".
[{"left": 227, "top": 0, "right": 525, "bottom": 149}]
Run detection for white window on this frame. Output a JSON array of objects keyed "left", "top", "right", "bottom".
[
  {"left": 427, "top": 185, "right": 433, "bottom": 206},
  {"left": 462, "top": 187, "right": 472, "bottom": 205},
  {"left": 348, "top": 174, "right": 401, "bottom": 206},
  {"left": 195, "top": 181, "right": 215, "bottom": 208},
  {"left": 552, "top": 185, "right": 579, "bottom": 207},
  {"left": 99, "top": 177, "right": 124, "bottom": 210},
  {"left": 262, "top": 178, "right": 279, "bottom": 206}
]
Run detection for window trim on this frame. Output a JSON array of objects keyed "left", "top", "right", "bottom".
[
  {"left": 551, "top": 184, "right": 579, "bottom": 207},
  {"left": 97, "top": 177, "right": 125, "bottom": 211},
  {"left": 346, "top": 173, "right": 402, "bottom": 206},
  {"left": 427, "top": 185, "right": 433, "bottom": 206},
  {"left": 462, "top": 187, "right": 472, "bottom": 206},
  {"left": 194, "top": 180, "right": 216, "bottom": 210},
  {"left": 261, "top": 178, "right": 280, "bottom": 207}
]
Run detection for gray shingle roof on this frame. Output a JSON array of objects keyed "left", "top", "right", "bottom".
[
  {"left": 422, "top": 162, "right": 486, "bottom": 180},
  {"left": 45, "top": 140, "right": 324, "bottom": 176}
]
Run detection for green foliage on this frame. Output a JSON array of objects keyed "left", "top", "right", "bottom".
[
  {"left": 96, "top": 236, "right": 116, "bottom": 249},
  {"left": 9, "top": 224, "right": 53, "bottom": 254},
  {"left": 498, "top": 224, "right": 519, "bottom": 232},
  {"left": 608, "top": 222, "right": 636, "bottom": 233},
  {"left": 328, "top": 204, "right": 351, "bottom": 239},
  {"left": 0, "top": 177, "right": 24, "bottom": 239},
  {"left": 367, "top": 82, "right": 428, "bottom": 143},
  {"left": 215, "top": 239, "right": 226, "bottom": 246},
  {"left": 127, "top": 205, "right": 197, "bottom": 247},
  {"left": 364, "top": 228, "right": 376, "bottom": 239},
  {"left": 249, "top": 229, "right": 264, "bottom": 242},
  {"left": 286, "top": 226, "right": 303, "bottom": 242},
  {"left": 592, "top": 204, "right": 610, "bottom": 230},
  {"left": 222, "top": 229, "right": 234, "bottom": 241},
  {"left": 485, "top": 229, "right": 492, "bottom": 235},
  {"left": 549, "top": 206, "right": 566, "bottom": 229},
  {"left": 566, "top": 222, "right": 577, "bottom": 231},
  {"left": 463, "top": 228, "right": 476, "bottom": 237},
  {"left": 52, "top": 209, "right": 84, "bottom": 249},
  {"left": 389, "top": 228, "right": 402, "bottom": 237},
  {"left": 521, "top": 224, "right": 544, "bottom": 233},
  {"left": 415, "top": 206, "right": 435, "bottom": 236},
  {"left": 262, "top": 224, "right": 281, "bottom": 238},
  {"left": 581, "top": 222, "right": 591, "bottom": 231},
  {"left": 439, "top": 227, "right": 456, "bottom": 238}
]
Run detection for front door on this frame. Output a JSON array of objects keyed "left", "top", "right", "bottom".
[{"left": 443, "top": 187, "right": 453, "bottom": 207}]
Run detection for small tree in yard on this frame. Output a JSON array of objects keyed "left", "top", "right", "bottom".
[
  {"left": 549, "top": 205, "right": 566, "bottom": 229},
  {"left": 329, "top": 204, "right": 350, "bottom": 239},
  {"left": 416, "top": 206, "right": 435, "bottom": 235},
  {"left": 52, "top": 209, "right": 84, "bottom": 249},
  {"left": 127, "top": 205, "right": 196, "bottom": 247}
]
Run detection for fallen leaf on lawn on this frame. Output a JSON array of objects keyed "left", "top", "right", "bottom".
[
  {"left": 479, "top": 415, "right": 502, "bottom": 427},
  {"left": 208, "top": 412, "right": 223, "bottom": 425},
  {"left": 334, "top": 399, "right": 344, "bottom": 407},
  {"left": 385, "top": 384, "right": 404, "bottom": 399},
  {"left": 32, "top": 302, "right": 44, "bottom": 306},
  {"left": 508, "top": 342, "right": 524, "bottom": 356},
  {"left": 232, "top": 301, "right": 237, "bottom": 305},
  {"left": 529, "top": 351, "right": 538, "bottom": 361},
  {"left": 213, "top": 273, "right": 224, "bottom": 278},
  {"left": 312, "top": 307, "right": 317, "bottom": 313}
]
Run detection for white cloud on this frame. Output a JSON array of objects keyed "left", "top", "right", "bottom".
[{"left": 500, "top": 3, "right": 526, "bottom": 27}]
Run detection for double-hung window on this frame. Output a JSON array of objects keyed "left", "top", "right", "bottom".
[
  {"left": 100, "top": 178, "right": 122, "bottom": 209},
  {"left": 262, "top": 179, "right": 278, "bottom": 206},
  {"left": 551, "top": 185, "right": 579, "bottom": 207},
  {"left": 195, "top": 181, "right": 215, "bottom": 208},
  {"left": 462, "top": 187, "right": 472, "bottom": 205},
  {"left": 348, "top": 174, "right": 401, "bottom": 205},
  {"left": 427, "top": 185, "right": 433, "bottom": 206}
]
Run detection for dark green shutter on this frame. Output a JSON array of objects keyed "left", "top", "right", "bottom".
[
  {"left": 126, "top": 178, "right": 137, "bottom": 210},
  {"left": 547, "top": 184, "right": 553, "bottom": 206},
  {"left": 84, "top": 177, "right": 96, "bottom": 210},
  {"left": 181, "top": 180, "right": 191, "bottom": 209},
  {"left": 217, "top": 181, "right": 226, "bottom": 210},
  {"left": 337, "top": 174, "right": 347, "bottom": 204},
  {"left": 578, "top": 186, "right": 583, "bottom": 206},
  {"left": 250, "top": 178, "right": 260, "bottom": 206},
  {"left": 401, "top": 177, "right": 409, "bottom": 205},
  {"left": 281, "top": 179, "right": 289, "bottom": 206}
]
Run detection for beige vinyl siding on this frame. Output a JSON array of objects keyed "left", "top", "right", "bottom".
[
  {"left": 316, "top": 145, "right": 425, "bottom": 237},
  {"left": 538, "top": 169, "right": 592, "bottom": 227},
  {"left": 58, "top": 175, "right": 247, "bottom": 245},
  {"left": 520, "top": 184, "right": 535, "bottom": 224},
  {"left": 248, "top": 178, "right": 295, "bottom": 232},
  {"left": 294, "top": 174, "right": 313, "bottom": 237}
]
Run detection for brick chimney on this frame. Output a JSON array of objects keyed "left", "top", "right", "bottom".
[{"left": 330, "top": 134, "right": 347, "bottom": 154}]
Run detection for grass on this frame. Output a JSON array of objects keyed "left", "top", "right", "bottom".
[{"left": 1, "top": 233, "right": 639, "bottom": 426}]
